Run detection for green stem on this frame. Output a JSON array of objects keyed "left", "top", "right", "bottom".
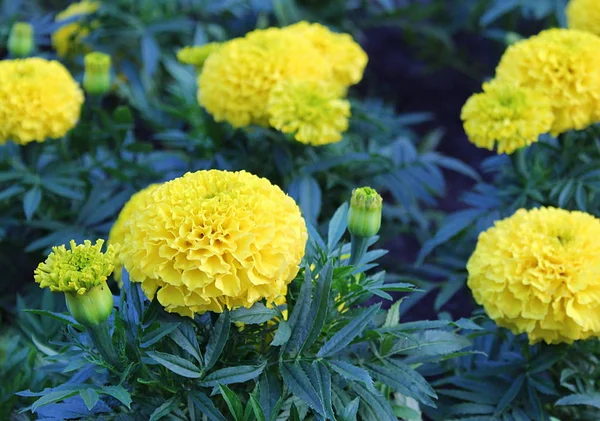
[
  {"left": 349, "top": 234, "right": 369, "bottom": 266},
  {"left": 88, "top": 322, "right": 121, "bottom": 370}
]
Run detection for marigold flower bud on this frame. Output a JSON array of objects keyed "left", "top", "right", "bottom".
[
  {"left": 83, "top": 52, "right": 111, "bottom": 96},
  {"left": 8, "top": 22, "right": 34, "bottom": 58},
  {"left": 65, "top": 283, "right": 114, "bottom": 326},
  {"left": 348, "top": 187, "right": 382, "bottom": 238}
]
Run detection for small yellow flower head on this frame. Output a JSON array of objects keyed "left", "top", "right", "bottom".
[
  {"left": 34, "top": 239, "right": 118, "bottom": 295},
  {"left": 108, "top": 184, "right": 161, "bottom": 286},
  {"left": 8, "top": 22, "right": 34, "bottom": 57},
  {"left": 0, "top": 58, "right": 84, "bottom": 145},
  {"left": 495, "top": 28, "right": 600, "bottom": 135},
  {"left": 119, "top": 170, "right": 308, "bottom": 317},
  {"left": 83, "top": 52, "right": 111, "bottom": 95},
  {"left": 567, "top": 0, "right": 600, "bottom": 36},
  {"left": 284, "top": 21, "right": 368, "bottom": 87},
  {"left": 267, "top": 80, "right": 350, "bottom": 146},
  {"left": 348, "top": 187, "right": 383, "bottom": 238},
  {"left": 52, "top": 1, "right": 100, "bottom": 57},
  {"left": 460, "top": 80, "right": 554, "bottom": 154},
  {"left": 177, "top": 43, "right": 221, "bottom": 71},
  {"left": 467, "top": 207, "right": 600, "bottom": 344}
]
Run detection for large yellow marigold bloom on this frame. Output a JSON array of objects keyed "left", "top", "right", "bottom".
[
  {"left": 34, "top": 239, "right": 118, "bottom": 295},
  {"left": 0, "top": 58, "right": 84, "bottom": 145},
  {"left": 52, "top": 1, "right": 100, "bottom": 57},
  {"left": 495, "top": 28, "right": 600, "bottom": 135},
  {"left": 267, "top": 80, "right": 350, "bottom": 146},
  {"left": 119, "top": 170, "right": 308, "bottom": 317},
  {"left": 108, "top": 184, "right": 161, "bottom": 285},
  {"left": 284, "top": 22, "right": 368, "bottom": 87},
  {"left": 467, "top": 207, "right": 600, "bottom": 344},
  {"left": 567, "top": 0, "right": 600, "bottom": 36},
  {"left": 460, "top": 80, "right": 553, "bottom": 154}
]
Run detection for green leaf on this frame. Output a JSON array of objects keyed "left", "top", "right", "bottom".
[
  {"left": 230, "top": 303, "right": 278, "bottom": 324},
  {"left": 140, "top": 322, "right": 180, "bottom": 348},
  {"left": 147, "top": 351, "right": 202, "bottom": 378},
  {"left": 204, "top": 309, "right": 230, "bottom": 371},
  {"left": 101, "top": 385, "right": 132, "bottom": 409},
  {"left": 280, "top": 362, "right": 325, "bottom": 416},
  {"left": 169, "top": 326, "right": 203, "bottom": 365},
  {"left": 189, "top": 391, "right": 227, "bottom": 421},
  {"left": 494, "top": 374, "right": 525, "bottom": 416},
  {"left": 23, "top": 186, "right": 42, "bottom": 220},
  {"left": 317, "top": 304, "right": 381, "bottom": 358},
  {"left": 351, "top": 383, "right": 397, "bottom": 421},
  {"left": 326, "top": 360, "right": 376, "bottom": 392},
  {"left": 367, "top": 360, "right": 437, "bottom": 407},
  {"left": 453, "top": 318, "right": 483, "bottom": 331},
  {"left": 289, "top": 403, "right": 301, "bottom": 421},
  {"left": 219, "top": 384, "right": 243, "bottom": 421},
  {"left": 249, "top": 394, "right": 267, "bottom": 421},
  {"left": 149, "top": 396, "right": 178, "bottom": 421},
  {"left": 270, "top": 320, "right": 291, "bottom": 346},
  {"left": 23, "top": 309, "right": 84, "bottom": 330},
  {"left": 384, "top": 301, "right": 401, "bottom": 328},
  {"left": 555, "top": 393, "right": 600, "bottom": 409},
  {"left": 397, "top": 330, "right": 471, "bottom": 357},
  {"left": 31, "top": 390, "right": 79, "bottom": 412},
  {"left": 259, "top": 371, "right": 282, "bottom": 421},
  {"left": 0, "top": 185, "right": 24, "bottom": 201},
  {"left": 328, "top": 202, "right": 348, "bottom": 251},
  {"left": 284, "top": 268, "right": 313, "bottom": 355},
  {"left": 312, "top": 361, "right": 335, "bottom": 420},
  {"left": 79, "top": 388, "right": 99, "bottom": 411},
  {"left": 200, "top": 363, "right": 266, "bottom": 387},
  {"left": 340, "top": 397, "right": 360, "bottom": 421},
  {"left": 302, "top": 262, "right": 333, "bottom": 351}
]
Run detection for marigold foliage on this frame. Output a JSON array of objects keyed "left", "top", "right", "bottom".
[
  {"left": 460, "top": 80, "right": 553, "bottom": 154},
  {"left": 34, "top": 239, "right": 118, "bottom": 295},
  {"left": 0, "top": 58, "right": 84, "bottom": 145},
  {"left": 108, "top": 184, "right": 161, "bottom": 285},
  {"left": 567, "top": 0, "right": 600, "bottom": 37},
  {"left": 119, "top": 170, "right": 308, "bottom": 317},
  {"left": 495, "top": 28, "right": 600, "bottom": 135},
  {"left": 267, "top": 80, "right": 350, "bottom": 146},
  {"left": 52, "top": 0, "right": 100, "bottom": 57},
  {"left": 467, "top": 207, "right": 600, "bottom": 344}
]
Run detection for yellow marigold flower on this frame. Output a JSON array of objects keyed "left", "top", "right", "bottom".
[
  {"left": 495, "top": 28, "right": 600, "bottom": 135},
  {"left": 460, "top": 80, "right": 553, "bottom": 154},
  {"left": 177, "top": 43, "right": 221, "bottom": 71},
  {"left": 108, "top": 184, "right": 161, "bottom": 286},
  {"left": 467, "top": 207, "right": 600, "bottom": 344},
  {"left": 267, "top": 80, "right": 350, "bottom": 146},
  {"left": 0, "top": 58, "right": 84, "bottom": 145},
  {"left": 284, "top": 21, "right": 368, "bottom": 87},
  {"left": 199, "top": 27, "right": 333, "bottom": 128},
  {"left": 34, "top": 239, "right": 118, "bottom": 295},
  {"left": 119, "top": 170, "right": 308, "bottom": 318},
  {"left": 52, "top": 1, "right": 100, "bottom": 57},
  {"left": 567, "top": 0, "right": 600, "bottom": 36}
]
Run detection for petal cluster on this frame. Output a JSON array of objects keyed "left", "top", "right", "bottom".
[
  {"left": 118, "top": 170, "right": 308, "bottom": 317},
  {"left": 0, "top": 58, "right": 84, "bottom": 145},
  {"left": 194, "top": 22, "right": 367, "bottom": 145},
  {"left": 460, "top": 80, "right": 554, "bottom": 154},
  {"left": 267, "top": 80, "right": 350, "bottom": 146},
  {"left": 34, "top": 239, "right": 118, "bottom": 295},
  {"left": 495, "top": 28, "right": 600, "bottom": 135},
  {"left": 52, "top": 0, "right": 100, "bottom": 57},
  {"left": 567, "top": 0, "right": 600, "bottom": 37},
  {"left": 467, "top": 207, "right": 600, "bottom": 344}
]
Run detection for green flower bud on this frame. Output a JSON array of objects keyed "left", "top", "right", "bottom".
[
  {"left": 65, "top": 283, "right": 113, "bottom": 326},
  {"left": 347, "top": 187, "right": 383, "bottom": 238},
  {"left": 83, "top": 52, "right": 112, "bottom": 96},
  {"left": 8, "top": 22, "right": 34, "bottom": 58}
]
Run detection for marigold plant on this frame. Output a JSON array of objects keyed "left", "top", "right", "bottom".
[
  {"left": 52, "top": 0, "right": 100, "bottom": 57},
  {"left": 467, "top": 207, "right": 600, "bottom": 344}
]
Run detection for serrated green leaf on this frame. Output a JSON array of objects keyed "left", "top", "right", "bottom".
[
  {"left": 384, "top": 301, "right": 401, "bottom": 328},
  {"left": 140, "top": 322, "right": 180, "bottom": 348},
  {"left": 367, "top": 360, "right": 437, "bottom": 407},
  {"left": 328, "top": 202, "right": 348, "bottom": 252},
  {"left": 494, "top": 374, "right": 524, "bottom": 416},
  {"left": 79, "top": 388, "right": 99, "bottom": 411},
  {"left": 313, "top": 361, "right": 335, "bottom": 420},
  {"left": 290, "top": 403, "right": 301, "bottom": 421},
  {"left": 302, "top": 262, "right": 333, "bottom": 351},
  {"left": 555, "top": 393, "right": 600, "bottom": 409},
  {"left": 259, "top": 371, "right": 282, "bottom": 421},
  {"left": 204, "top": 309, "right": 230, "bottom": 371},
  {"left": 101, "top": 385, "right": 132, "bottom": 409},
  {"left": 396, "top": 329, "right": 471, "bottom": 357},
  {"left": 352, "top": 383, "right": 396, "bottom": 421},
  {"left": 284, "top": 268, "right": 313, "bottom": 355},
  {"left": 327, "top": 360, "right": 376, "bottom": 392},
  {"left": 219, "top": 384, "right": 243, "bottom": 421},
  {"left": 231, "top": 303, "right": 277, "bottom": 324},
  {"left": 271, "top": 320, "right": 291, "bottom": 347},
  {"left": 23, "top": 309, "right": 85, "bottom": 330},
  {"left": 190, "top": 391, "right": 227, "bottom": 421},
  {"left": 280, "top": 362, "right": 325, "bottom": 416},
  {"left": 31, "top": 390, "right": 79, "bottom": 412},
  {"left": 147, "top": 351, "right": 202, "bottom": 378},
  {"left": 169, "top": 326, "right": 203, "bottom": 365},
  {"left": 149, "top": 396, "right": 178, "bottom": 421},
  {"left": 453, "top": 318, "right": 483, "bottom": 331},
  {"left": 249, "top": 394, "right": 267, "bottom": 421},
  {"left": 340, "top": 397, "right": 360, "bottom": 421},
  {"left": 200, "top": 363, "right": 266, "bottom": 387},
  {"left": 317, "top": 304, "right": 381, "bottom": 358}
]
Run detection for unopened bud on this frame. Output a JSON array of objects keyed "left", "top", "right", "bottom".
[
  {"left": 8, "top": 22, "right": 34, "bottom": 58},
  {"left": 65, "top": 283, "right": 114, "bottom": 326},
  {"left": 83, "top": 52, "right": 112, "bottom": 95},
  {"left": 348, "top": 187, "right": 383, "bottom": 238}
]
